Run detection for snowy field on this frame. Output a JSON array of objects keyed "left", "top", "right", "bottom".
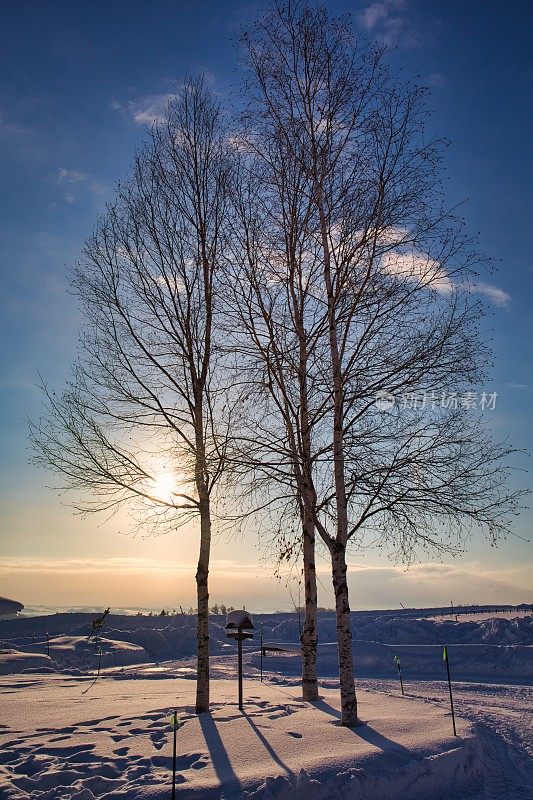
[
  {"left": 0, "top": 672, "right": 480, "bottom": 800},
  {"left": 429, "top": 612, "right": 531, "bottom": 624},
  {"left": 0, "top": 607, "right": 531, "bottom": 799}
]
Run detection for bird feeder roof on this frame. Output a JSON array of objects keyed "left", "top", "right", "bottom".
[{"left": 224, "top": 610, "right": 255, "bottom": 629}]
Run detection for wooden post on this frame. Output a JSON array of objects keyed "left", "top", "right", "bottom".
[
  {"left": 260, "top": 623, "right": 263, "bottom": 683},
  {"left": 46, "top": 632, "right": 50, "bottom": 657},
  {"left": 224, "top": 612, "right": 255, "bottom": 711},
  {"left": 238, "top": 637, "right": 243, "bottom": 711}
]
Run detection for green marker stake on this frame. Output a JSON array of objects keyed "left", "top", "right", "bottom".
[
  {"left": 260, "top": 623, "right": 263, "bottom": 683},
  {"left": 442, "top": 646, "right": 457, "bottom": 736},
  {"left": 170, "top": 711, "right": 180, "bottom": 799},
  {"left": 394, "top": 654, "right": 404, "bottom": 695}
]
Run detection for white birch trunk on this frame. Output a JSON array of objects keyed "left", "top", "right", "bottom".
[
  {"left": 195, "top": 493, "right": 211, "bottom": 713},
  {"left": 316, "top": 190, "right": 358, "bottom": 725},
  {"left": 295, "top": 310, "right": 319, "bottom": 701},
  {"left": 195, "top": 238, "right": 213, "bottom": 714},
  {"left": 331, "top": 544, "right": 358, "bottom": 726},
  {"left": 301, "top": 515, "right": 318, "bottom": 700},
  {"left": 194, "top": 386, "right": 211, "bottom": 714}
]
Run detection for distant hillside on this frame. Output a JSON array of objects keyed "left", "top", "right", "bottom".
[{"left": 0, "top": 596, "right": 23, "bottom": 616}]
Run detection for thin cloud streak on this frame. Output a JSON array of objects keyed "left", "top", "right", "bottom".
[
  {"left": 377, "top": 228, "right": 509, "bottom": 307},
  {"left": 57, "top": 168, "right": 88, "bottom": 183},
  {"left": 112, "top": 93, "right": 177, "bottom": 127},
  {"left": 113, "top": 78, "right": 218, "bottom": 128},
  {"left": 0, "top": 110, "right": 28, "bottom": 137},
  {"left": 2, "top": 557, "right": 529, "bottom": 609},
  {"left": 468, "top": 281, "right": 511, "bottom": 308},
  {"left": 55, "top": 166, "right": 110, "bottom": 201}
]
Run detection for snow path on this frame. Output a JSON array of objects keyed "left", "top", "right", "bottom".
[{"left": 352, "top": 678, "right": 532, "bottom": 800}]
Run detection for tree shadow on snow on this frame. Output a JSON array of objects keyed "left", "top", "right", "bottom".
[
  {"left": 311, "top": 699, "right": 416, "bottom": 764},
  {"left": 242, "top": 711, "right": 295, "bottom": 779},
  {"left": 198, "top": 713, "right": 242, "bottom": 798}
]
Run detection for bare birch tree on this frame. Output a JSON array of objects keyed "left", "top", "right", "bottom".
[
  {"left": 29, "top": 76, "right": 232, "bottom": 714},
  {"left": 233, "top": 1, "right": 525, "bottom": 726},
  {"left": 224, "top": 150, "right": 326, "bottom": 700}
]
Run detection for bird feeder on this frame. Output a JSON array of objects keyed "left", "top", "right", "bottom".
[{"left": 225, "top": 610, "right": 255, "bottom": 710}]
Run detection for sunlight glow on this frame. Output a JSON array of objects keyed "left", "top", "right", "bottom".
[{"left": 151, "top": 472, "right": 177, "bottom": 505}]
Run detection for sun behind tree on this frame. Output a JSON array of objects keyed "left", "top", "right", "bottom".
[{"left": 150, "top": 472, "right": 178, "bottom": 505}]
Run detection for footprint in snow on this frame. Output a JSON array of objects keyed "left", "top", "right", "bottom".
[
  {"left": 1, "top": 739, "right": 25, "bottom": 749},
  {"left": 191, "top": 756, "right": 209, "bottom": 770},
  {"left": 152, "top": 752, "right": 208, "bottom": 770},
  {"left": 64, "top": 750, "right": 99, "bottom": 764},
  {"left": 12, "top": 754, "right": 57, "bottom": 776},
  {"left": 81, "top": 715, "right": 120, "bottom": 726},
  {"left": 150, "top": 731, "right": 166, "bottom": 750},
  {"left": 125, "top": 763, "right": 151, "bottom": 780},
  {"left": 139, "top": 711, "right": 165, "bottom": 721},
  {"left": 267, "top": 704, "right": 303, "bottom": 720}
]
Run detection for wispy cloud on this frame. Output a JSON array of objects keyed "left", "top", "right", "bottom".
[
  {"left": 58, "top": 168, "right": 88, "bottom": 183},
  {"left": 427, "top": 72, "right": 447, "bottom": 88},
  {"left": 343, "top": 561, "right": 532, "bottom": 606},
  {"left": 0, "top": 110, "right": 27, "bottom": 137},
  {"left": 113, "top": 93, "right": 177, "bottom": 127},
  {"left": 112, "top": 72, "right": 219, "bottom": 128},
  {"left": 54, "top": 166, "right": 109, "bottom": 205},
  {"left": 357, "top": 0, "right": 420, "bottom": 48},
  {"left": 0, "top": 556, "right": 195, "bottom": 575},
  {"left": 378, "top": 229, "right": 510, "bottom": 307},
  {"left": 2, "top": 556, "right": 529, "bottom": 609},
  {"left": 466, "top": 281, "right": 511, "bottom": 308},
  {"left": 381, "top": 249, "right": 454, "bottom": 293},
  {"left": 359, "top": 1, "right": 392, "bottom": 31}
]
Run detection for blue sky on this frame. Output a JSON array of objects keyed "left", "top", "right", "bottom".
[{"left": 0, "top": 0, "right": 531, "bottom": 610}]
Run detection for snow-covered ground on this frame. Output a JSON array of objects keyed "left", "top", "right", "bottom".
[
  {"left": 430, "top": 613, "right": 531, "bottom": 624},
  {"left": 0, "top": 672, "right": 480, "bottom": 800},
  {"left": 356, "top": 677, "right": 533, "bottom": 800},
  {"left": 0, "top": 607, "right": 531, "bottom": 799},
  {"left": 0, "top": 637, "right": 147, "bottom": 674}
]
